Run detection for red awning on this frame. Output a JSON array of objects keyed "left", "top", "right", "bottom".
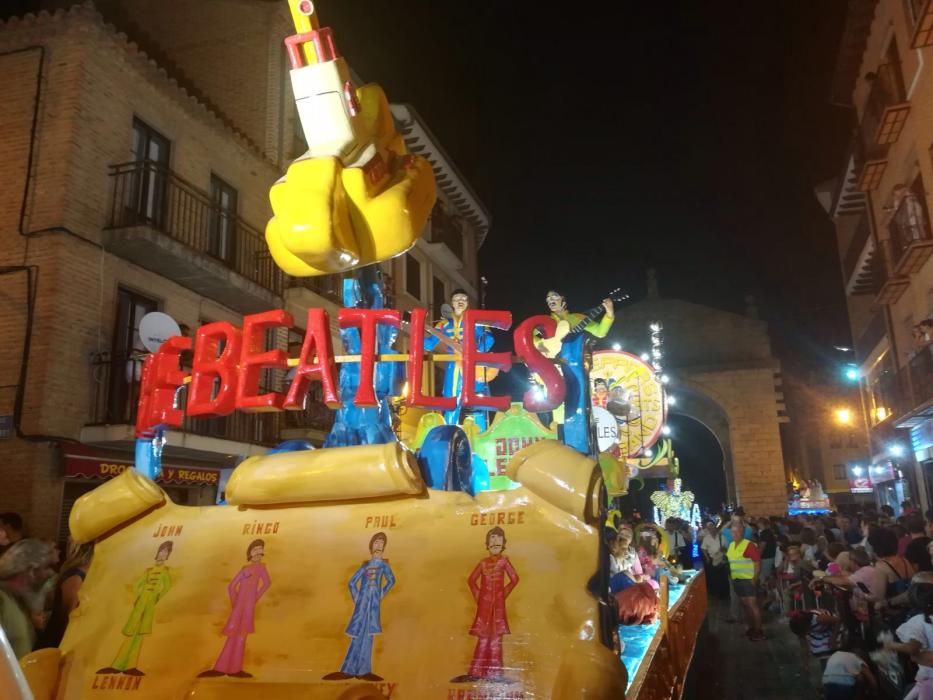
[{"left": 63, "top": 444, "right": 220, "bottom": 487}]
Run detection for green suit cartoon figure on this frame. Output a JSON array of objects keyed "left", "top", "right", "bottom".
[{"left": 97, "top": 540, "right": 174, "bottom": 676}]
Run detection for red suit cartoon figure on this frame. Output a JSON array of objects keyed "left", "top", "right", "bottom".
[
  {"left": 451, "top": 526, "right": 519, "bottom": 684},
  {"left": 198, "top": 539, "right": 271, "bottom": 679}
]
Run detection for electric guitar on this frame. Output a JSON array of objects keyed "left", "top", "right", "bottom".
[
  {"left": 398, "top": 313, "right": 500, "bottom": 382},
  {"left": 536, "top": 288, "right": 629, "bottom": 359}
]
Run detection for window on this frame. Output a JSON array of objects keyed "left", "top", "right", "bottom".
[
  {"left": 406, "top": 255, "right": 421, "bottom": 300},
  {"left": 433, "top": 276, "right": 446, "bottom": 319},
  {"left": 833, "top": 464, "right": 847, "bottom": 481},
  {"left": 209, "top": 175, "right": 238, "bottom": 264},
  {"left": 866, "top": 352, "right": 897, "bottom": 425},
  {"left": 108, "top": 288, "right": 158, "bottom": 423},
  {"left": 431, "top": 205, "right": 463, "bottom": 259},
  {"left": 129, "top": 119, "right": 171, "bottom": 227}
]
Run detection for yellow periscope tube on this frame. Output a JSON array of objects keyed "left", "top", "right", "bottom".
[
  {"left": 506, "top": 440, "right": 602, "bottom": 524},
  {"left": 225, "top": 442, "right": 425, "bottom": 506},
  {"left": 69, "top": 469, "right": 166, "bottom": 544}
]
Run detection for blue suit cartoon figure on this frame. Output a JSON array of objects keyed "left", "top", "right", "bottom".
[
  {"left": 423, "top": 290, "right": 494, "bottom": 431},
  {"left": 325, "top": 267, "right": 404, "bottom": 447},
  {"left": 323, "top": 532, "right": 396, "bottom": 682}
]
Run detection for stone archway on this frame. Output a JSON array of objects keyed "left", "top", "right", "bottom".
[
  {"left": 616, "top": 286, "right": 789, "bottom": 515},
  {"left": 670, "top": 383, "right": 735, "bottom": 504}
]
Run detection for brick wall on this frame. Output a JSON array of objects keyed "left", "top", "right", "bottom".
[{"left": 94, "top": 0, "right": 292, "bottom": 161}]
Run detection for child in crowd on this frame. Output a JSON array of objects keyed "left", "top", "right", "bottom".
[
  {"left": 825, "top": 542, "right": 847, "bottom": 575},
  {"left": 885, "top": 573, "right": 933, "bottom": 699},
  {"left": 822, "top": 647, "right": 877, "bottom": 700},
  {"left": 789, "top": 609, "right": 842, "bottom": 669},
  {"left": 609, "top": 528, "right": 644, "bottom": 594},
  {"left": 637, "top": 539, "right": 661, "bottom": 591}
]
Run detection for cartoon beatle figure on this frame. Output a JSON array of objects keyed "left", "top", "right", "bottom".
[
  {"left": 198, "top": 538, "right": 271, "bottom": 679},
  {"left": 539, "top": 290, "right": 614, "bottom": 453},
  {"left": 324, "top": 532, "right": 396, "bottom": 682},
  {"left": 424, "top": 289, "right": 495, "bottom": 430},
  {"left": 451, "top": 527, "right": 520, "bottom": 683},
  {"left": 97, "top": 541, "right": 173, "bottom": 676}
]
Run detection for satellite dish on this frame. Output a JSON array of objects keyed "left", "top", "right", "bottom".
[
  {"left": 139, "top": 312, "right": 182, "bottom": 353},
  {"left": 441, "top": 303, "right": 454, "bottom": 320}
]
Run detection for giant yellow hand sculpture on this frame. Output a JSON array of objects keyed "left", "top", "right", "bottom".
[{"left": 265, "top": 1, "right": 436, "bottom": 276}]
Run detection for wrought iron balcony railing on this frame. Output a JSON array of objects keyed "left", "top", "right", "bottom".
[
  {"left": 90, "top": 353, "right": 282, "bottom": 446},
  {"left": 107, "top": 161, "right": 283, "bottom": 296}
]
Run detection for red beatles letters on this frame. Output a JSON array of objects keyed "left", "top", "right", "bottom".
[{"left": 135, "top": 307, "right": 564, "bottom": 437}]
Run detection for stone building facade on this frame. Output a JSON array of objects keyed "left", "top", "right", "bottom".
[{"left": 818, "top": 0, "right": 933, "bottom": 514}]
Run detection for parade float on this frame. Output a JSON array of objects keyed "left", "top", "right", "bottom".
[
  {"left": 787, "top": 479, "right": 832, "bottom": 516},
  {"left": 2, "top": 2, "right": 705, "bottom": 698}
]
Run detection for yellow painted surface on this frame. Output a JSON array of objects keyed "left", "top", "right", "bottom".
[
  {"left": 266, "top": 85, "right": 436, "bottom": 276},
  {"left": 23, "top": 443, "right": 627, "bottom": 699}
]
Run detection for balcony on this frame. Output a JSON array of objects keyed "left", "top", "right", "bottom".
[
  {"left": 420, "top": 205, "right": 465, "bottom": 275},
  {"left": 873, "top": 238, "right": 910, "bottom": 305},
  {"left": 895, "top": 347, "right": 933, "bottom": 428},
  {"left": 842, "top": 214, "right": 877, "bottom": 295},
  {"left": 86, "top": 353, "right": 282, "bottom": 453},
  {"left": 285, "top": 274, "right": 343, "bottom": 306},
  {"left": 104, "top": 161, "right": 284, "bottom": 314},
  {"left": 888, "top": 192, "right": 933, "bottom": 276},
  {"left": 855, "top": 63, "right": 910, "bottom": 191},
  {"left": 907, "top": 0, "right": 933, "bottom": 48}
]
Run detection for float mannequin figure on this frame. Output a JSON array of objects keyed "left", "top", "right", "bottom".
[
  {"left": 424, "top": 289, "right": 494, "bottom": 431},
  {"left": 537, "top": 290, "right": 614, "bottom": 454}
]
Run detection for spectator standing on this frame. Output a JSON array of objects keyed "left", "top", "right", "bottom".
[
  {"left": 905, "top": 513, "right": 933, "bottom": 573},
  {"left": 726, "top": 521, "right": 765, "bottom": 641},
  {"left": 0, "top": 539, "right": 56, "bottom": 658},
  {"left": 36, "top": 541, "right": 94, "bottom": 649}
]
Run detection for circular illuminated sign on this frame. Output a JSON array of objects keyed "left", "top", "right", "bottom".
[{"left": 590, "top": 350, "right": 665, "bottom": 458}]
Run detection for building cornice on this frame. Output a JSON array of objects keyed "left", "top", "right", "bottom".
[{"left": 391, "top": 103, "right": 491, "bottom": 248}]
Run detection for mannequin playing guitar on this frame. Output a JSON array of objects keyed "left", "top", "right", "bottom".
[{"left": 533, "top": 289, "right": 621, "bottom": 454}]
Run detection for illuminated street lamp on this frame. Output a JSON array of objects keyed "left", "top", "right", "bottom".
[{"left": 834, "top": 408, "right": 853, "bottom": 426}]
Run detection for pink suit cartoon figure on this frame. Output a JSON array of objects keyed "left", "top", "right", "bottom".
[
  {"left": 451, "top": 526, "right": 519, "bottom": 684},
  {"left": 199, "top": 539, "right": 271, "bottom": 679}
]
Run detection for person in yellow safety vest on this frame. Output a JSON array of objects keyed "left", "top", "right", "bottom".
[{"left": 726, "top": 521, "right": 765, "bottom": 641}]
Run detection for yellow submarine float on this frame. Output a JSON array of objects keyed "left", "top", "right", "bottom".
[{"left": 1, "top": 2, "right": 705, "bottom": 698}]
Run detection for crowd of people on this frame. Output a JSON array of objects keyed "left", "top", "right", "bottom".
[
  {"left": 693, "top": 500, "right": 933, "bottom": 699},
  {"left": 0, "top": 512, "right": 94, "bottom": 659}
]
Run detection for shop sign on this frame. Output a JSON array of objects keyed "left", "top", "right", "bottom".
[
  {"left": 848, "top": 461, "right": 873, "bottom": 494},
  {"left": 64, "top": 450, "right": 219, "bottom": 486}
]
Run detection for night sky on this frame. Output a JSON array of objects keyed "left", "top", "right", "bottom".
[
  {"left": 325, "top": 2, "right": 853, "bottom": 506},
  {"left": 325, "top": 1, "right": 853, "bottom": 362}
]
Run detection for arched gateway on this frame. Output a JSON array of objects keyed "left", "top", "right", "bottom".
[{"left": 616, "top": 287, "right": 788, "bottom": 516}]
